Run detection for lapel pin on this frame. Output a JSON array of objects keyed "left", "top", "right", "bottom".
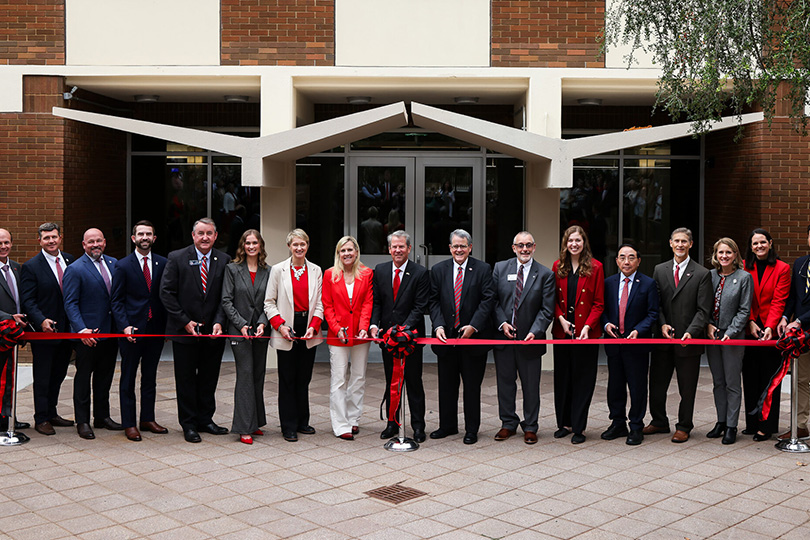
[{"left": 733, "top": 279, "right": 738, "bottom": 283}]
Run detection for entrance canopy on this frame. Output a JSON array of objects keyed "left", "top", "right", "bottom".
[{"left": 53, "top": 103, "right": 764, "bottom": 188}]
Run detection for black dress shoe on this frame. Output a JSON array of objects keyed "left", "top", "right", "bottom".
[
  {"left": 722, "top": 427, "right": 737, "bottom": 445},
  {"left": 50, "top": 415, "right": 75, "bottom": 427},
  {"left": 463, "top": 432, "right": 478, "bottom": 445},
  {"left": 753, "top": 431, "right": 771, "bottom": 442},
  {"left": 429, "top": 427, "right": 459, "bottom": 439},
  {"left": 554, "top": 427, "right": 572, "bottom": 439},
  {"left": 626, "top": 430, "right": 643, "bottom": 446},
  {"left": 282, "top": 431, "right": 298, "bottom": 442},
  {"left": 706, "top": 422, "right": 726, "bottom": 438},
  {"left": 297, "top": 425, "right": 316, "bottom": 435},
  {"left": 15, "top": 421, "right": 30, "bottom": 430},
  {"left": 571, "top": 433, "right": 586, "bottom": 444},
  {"left": 198, "top": 423, "right": 229, "bottom": 435},
  {"left": 183, "top": 428, "right": 201, "bottom": 443},
  {"left": 77, "top": 423, "right": 95, "bottom": 440},
  {"left": 380, "top": 424, "right": 398, "bottom": 439},
  {"left": 94, "top": 417, "right": 124, "bottom": 431},
  {"left": 413, "top": 429, "right": 426, "bottom": 443},
  {"left": 601, "top": 424, "right": 629, "bottom": 440},
  {"left": 741, "top": 428, "right": 757, "bottom": 435}
]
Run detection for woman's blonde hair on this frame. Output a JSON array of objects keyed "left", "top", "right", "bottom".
[
  {"left": 711, "top": 237, "right": 743, "bottom": 271},
  {"left": 557, "top": 225, "right": 594, "bottom": 278},
  {"left": 331, "top": 236, "right": 366, "bottom": 282},
  {"left": 286, "top": 228, "right": 309, "bottom": 246}
]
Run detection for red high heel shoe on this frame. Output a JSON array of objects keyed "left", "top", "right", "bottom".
[
  {"left": 240, "top": 434, "right": 253, "bottom": 445},
  {"left": 253, "top": 429, "right": 264, "bottom": 436}
]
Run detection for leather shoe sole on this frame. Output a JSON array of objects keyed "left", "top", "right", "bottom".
[
  {"left": 49, "top": 415, "right": 74, "bottom": 427},
  {"left": 94, "top": 418, "right": 124, "bottom": 431},
  {"left": 183, "top": 429, "right": 201, "bottom": 443},
  {"left": 198, "top": 423, "right": 229, "bottom": 435},
  {"left": 642, "top": 424, "right": 671, "bottom": 435},
  {"left": 125, "top": 427, "right": 142, "bottom": 441},
  {"left": 463, "top": 433, "right": 477, "bottom": 444},
  {"left": 778, "top": 427, "right": 810, "bottom": 440},
  {"left": 524, "top": 431, "right": 538, "bottom": 444},
  {"left": 35, "top": 421, "right": 56, "bottom": 436},
  {"left": 494, "top": 428, "right": 516, "bottom": 441},
  {"left": 77, "top": 423, "right": 95, "bottom": 440},
  {"left": 140, "top": 421, "right": 169, "bottom": 434},
  {"left": 429, "top": 428, "right": 459, "bottom": 439},
  {"left": 671, "top": 430, "right": 690, "bottom": 443}
]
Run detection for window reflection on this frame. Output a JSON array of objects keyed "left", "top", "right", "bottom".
[
  {"left": 424, "top": 167, "right": 472, "bottom": 254},
  {"left": 357, "top": 166, "right": 406, "bottom": 255}
]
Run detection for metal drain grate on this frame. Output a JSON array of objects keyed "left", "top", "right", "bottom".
[{"left": 365, "top": 483, "right": 427, "bottom": 504}]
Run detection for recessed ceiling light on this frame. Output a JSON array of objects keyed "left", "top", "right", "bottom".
[
  {"left": 134, "top": 95, "right": 159, "bottom": 103},
  {"left": 454, "top": 97, "right": 479, "bottom": 104},
  {"left": 347, "top": 96, "right": 372, "bottom": 104},
  {"left": 577, "top": 98, "right": 602, "bottom": 106},
  {"left": 224, "top": 95, "right": 249, "bottom": 103}
]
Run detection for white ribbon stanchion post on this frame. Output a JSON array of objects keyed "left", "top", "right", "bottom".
[{"left": 0, "top": 345, "right": 30, "bottom": 446}]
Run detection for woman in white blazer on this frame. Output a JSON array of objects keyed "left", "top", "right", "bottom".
[{"left": 264, "top": 229, "right": 324, "bottom": 442}]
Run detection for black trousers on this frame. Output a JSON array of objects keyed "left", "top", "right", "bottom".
[
  {"left": 382, "top": 346, "right": 426, "bottom": 431},
  {"left": 649, "top": 347, "right": 701, "bottom": 432},
  {"left": 743, "top": 344, "right": 782, "bottom": 434},
  {"left": 276, "top": 313, "right": 317, "bottom": 434},
  {"left": 553, "top": 343, "right": 599, "bottom": 434},
  {"left": 172, "top": 337, "right": 226, "bottom": 430},
  {"left": 31, "top": 340, "right": 73, "bottom": 424},
  {"left": 73, "top": 339, "right": 118, "bottom": 424},
  {"left": 607, "top": 348, "right": 650, "bottom": 432},
  {"left": 436, "top": 344, "right": 487, "bottom": 434},
  {"left": 118, "top": 336, "right": 164, "bottom": 428}
]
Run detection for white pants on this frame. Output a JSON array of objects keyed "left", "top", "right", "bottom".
[{"left": 329, "top": 342, "right": 370, "bottom": 436}]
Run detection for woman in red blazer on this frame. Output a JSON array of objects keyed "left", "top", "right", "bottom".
[
  {"left": 742, "top": 228, "right": 791, "bottom": 441},
  {"left": 552, "top": 225, "right": 605, "bottom": 444},
  {"left": 322, "top": 236, "right": 374, "bottom": 440}
]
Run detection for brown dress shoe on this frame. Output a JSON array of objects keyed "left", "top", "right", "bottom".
[
  {"left": 494, "top": 428, "right": 516, "bottom": 441},
  {"left": 140, "top": 421, "right": 169, "bottom": 434},
  {"left": 35, "top": 421, "right": 56, "bottom": 436},
  {"left": 125, "top": 427, "right": 142, "bottom": 441},
  {"left": 642, "top": 424, "right": 671, "bottom": 435},
  {"left": 777, "top": 427, "right": 810, "bottom": 440},
  {"left": 671, "top": 429, "right": 690, "bottom": 443},
  {"left": 49, "top": 415, "right": 74, "bottom": 427},
  {"left": 524, "top": 431, "right": 538, "bottom": 444},
  {"left": 77, "top": 423, "right": 95, "bottom": 440}
]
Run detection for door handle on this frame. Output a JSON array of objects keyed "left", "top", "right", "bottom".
[{"left": 419, "top": 244, "right": 429, "bottom": 268}]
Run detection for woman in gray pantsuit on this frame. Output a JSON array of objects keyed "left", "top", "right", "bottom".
[
  {"left": 222, "top": 229, "right": 270, "bottom": 445},
  {"left": 706, "top": 238, "right": 753, "bottom": 445}
]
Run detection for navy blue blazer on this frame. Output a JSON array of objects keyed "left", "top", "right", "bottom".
[
  {"left": 601, "top": 271, "right": 659, "bottom": 355},
  {"left": 20, "top": 251, "right": 75, "bottom": 332},
  {"left": 110, "top": 251, "right": 168, "bottom": 334},
  {"left": 783, "top": 254, "right": 810, "bottom": 328},
  {"left": 63, "top": 253, "right": 118, "bottom": 334}
]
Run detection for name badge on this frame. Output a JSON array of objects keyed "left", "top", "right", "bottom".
[
  {"left": 189, "top": 260, "right": 202, "bottom": 266},
  {"left": 507, "top": 274, "right": 517, "bottom": 281}
]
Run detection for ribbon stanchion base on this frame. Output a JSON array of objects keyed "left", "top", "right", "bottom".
[
  {"left": 384, "top": 436, "right": 419, "bottom": 452},
  {"left": 775, "top": 438, "right": 810, "bottom": 453},
  {"left": 0, "top": 430, "right": 29, "bottom": 446}
]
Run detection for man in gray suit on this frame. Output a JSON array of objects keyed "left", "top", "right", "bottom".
[
  {"left": 0, "top": 228, "right": 29, "bottom": 431},
  {"left": 491, "top": 231, "right": 555, "bottom": 444},
  {"left": 646, "top": 227, "right": 713, "bottom": 443}
]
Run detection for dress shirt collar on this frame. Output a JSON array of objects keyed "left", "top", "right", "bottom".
[
  {"left": 42, "top": 249, "right": 63, "bottom": 264},
  {"left": 453, "top": 259, "right": 467, "bottom": 274},
  {"left": 195, "top": 248, "right": 210, "bottom": 261},
  {"left": 135, "top": 250, "right": 151, "bottom": 266},
  {"left": 392, "top": 260, "right": 408, "bottom": 274},
  {"left": 620, "top": 270, "right": 637, "bottom": 283},
  {"left": 674, "top": 256, "right": 690, "bottom": 273}
]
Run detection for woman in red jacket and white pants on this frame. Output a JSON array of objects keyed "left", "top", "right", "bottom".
[
  {"left": 322, "top": 236, "right": 374, "bottom": 440},
  {"left": 552, "top": 226, "right": 605, "bottom": 444}
]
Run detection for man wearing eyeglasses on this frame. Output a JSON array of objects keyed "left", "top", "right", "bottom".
[
  {"left": 601, "top": 244, "right": 659, "bottom": 445},
  {"left": 777, "top": 224, "right": 810, "bottom": 440},
  {"left": 491, "top": 231, "right": 555, "bottom": 444}
]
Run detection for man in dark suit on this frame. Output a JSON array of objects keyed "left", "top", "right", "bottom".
[
  {"left": 491, "top": 231, "right": 555, "bottom": 444},
  {"left": 63, "top": 228, "right": 121, "bottom": 440},
  {"left": 111, "top": 220, "right": 169, "bottom": 442},
  {"left": 601, "top": 244, "right": 659, "bottom": 445},
  {"left": 428, "top": 229, "right": 495, "bottom": 445},
  {"left": 777, "top": 224, "right": 810, "bottom": 440},
  {"left": 0, "top": 228, "right": 30, "bottom": 431},
  {"left": 20, "top": 222, "right": 76, "bottom": 436},
  {"left": 159, "top": 217, "right": 231, "bottom": 443},
  {"left": 370, "top": 230, "right": 430, "bottom": 443},
  {"left": 646, "top": 227, "right": 712, "bottom": 443}
]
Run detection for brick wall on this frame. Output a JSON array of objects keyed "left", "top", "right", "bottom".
[
  {"left": 221, "top": 0, "right": 334, "bottom": 66},
  {"left": 492, "top": 0, "right": 604, "bottom": 67},
  {"left": 704, "top": 119, "right": 810, "bottom": 266},
  {"left": 0, "top": 0, "right": 65, "bottom": 65}
]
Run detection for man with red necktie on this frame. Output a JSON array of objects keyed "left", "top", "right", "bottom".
[
  {"left": 20, "top": 222, "right": 76, "bottom": 435},
  {"left": 110, "top": 220, "right": 169, "bottom": 442}
]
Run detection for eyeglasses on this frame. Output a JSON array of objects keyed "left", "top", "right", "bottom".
[
  {"left": 617, "top": 255, "right": 637, "bottom": 261},
  {"left": 513, "top": 242, "right": 535, "bottom": 249},
  {"left": 450, "top": 244, "right": 470, "bottom": 250}
]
